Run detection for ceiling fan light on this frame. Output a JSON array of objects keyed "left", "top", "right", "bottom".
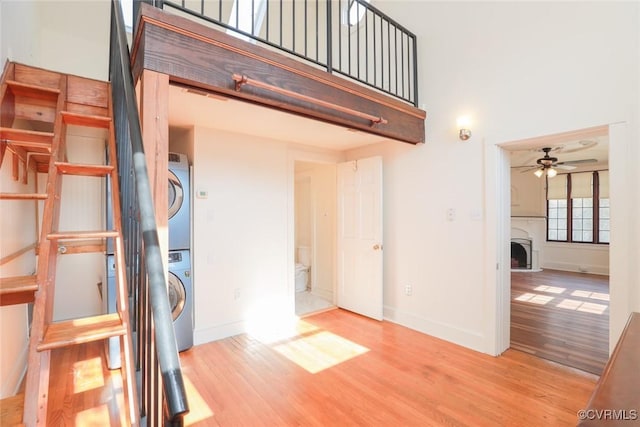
[
  {"left": 547, "top": 167, "right": 557, "bottom": 178},
  {"left": 534, "top": 168, "right": 544, "bottom": 178}
]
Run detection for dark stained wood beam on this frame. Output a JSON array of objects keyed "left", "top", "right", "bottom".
[{"left": 131, "top": 3, "right": 426, "bottom": 145}]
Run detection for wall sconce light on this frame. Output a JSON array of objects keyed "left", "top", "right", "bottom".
[{"left": 456, "top": 116, "right": 472, "bottom": 141}]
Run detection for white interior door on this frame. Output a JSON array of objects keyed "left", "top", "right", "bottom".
[{"left": 337, "top": 156, "right": 383, "bottom": 320}]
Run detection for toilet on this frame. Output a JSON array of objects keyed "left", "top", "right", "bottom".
[{"left": 295, "top": 246, "right": 310, "bottom": 293}]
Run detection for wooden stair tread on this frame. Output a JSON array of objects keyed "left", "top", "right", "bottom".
[
  {"left": 37, "top": 313, "right": 126, "bottom": 351},
  {"left": 61, "top": 111, "right": 111, "bottom": 129},
  {"left": 7, "top": 79, "right": 60, "bottom": 101},
  {"left": 0, "top": 193, "right": 48, "bottom": 200},
  {"left": 54, "top": 162, "right": 114, "bottom": 176},
  {"left": 48, "top": 230, "right": 119, "bottom": 241},
  {"left": 0, "top": 275, "right": 38, "bottom": 306},
  {"left": 0, "top": 275, "right": 38, "bottom": 293},
  {"left": 0, "top": 127, "right": 54, "bottom": 146},
  {"left": 0, "top": 393, "right": 25, "bottom": 426}
]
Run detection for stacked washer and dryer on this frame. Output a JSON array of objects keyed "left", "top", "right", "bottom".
[
  {"left": 104, "top": 152, "right": 193, "bottom": 369},
  {"left": 167, "top": 152, "right": 193, "bottom": 352}
]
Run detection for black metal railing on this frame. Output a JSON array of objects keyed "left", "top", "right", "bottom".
[
  {"left": 110, "top": 0, "right": 189, "bottom": 425},
  {"left": 141, "top": 0, "right": 418, "bottom": 106}
]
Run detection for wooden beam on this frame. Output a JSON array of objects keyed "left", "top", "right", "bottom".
[{"left": 140, "top": 69, "right": 169, "bottom": 269}]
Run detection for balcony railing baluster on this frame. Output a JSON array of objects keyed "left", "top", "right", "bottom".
[{"left": 159, "top": 0, "right": 417, "bottom": 106}]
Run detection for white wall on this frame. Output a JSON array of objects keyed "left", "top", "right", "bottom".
[
  {"left": 0, "top": 156, "right": 38, "bottom": 398},
  {"left": 511, "top": 170, "right": 545, "bottom": 217},
  {"left": 1, "top": 1, "right": 110, "bottom": 80},
  {"left": 191, "top": 126, "right": 344, "bottom": 343},
  {"left": 348, "top": 1, "right": 639, "bottom": 354}
]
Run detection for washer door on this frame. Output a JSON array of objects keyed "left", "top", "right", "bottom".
[
  {"left": 167, "top": 272, "right": 186, "bottom": 321},
  {"left": 168, "top": 170, "right": 183, "bottom": 220}
]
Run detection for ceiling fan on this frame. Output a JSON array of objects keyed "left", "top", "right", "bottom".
[{"left": 515, "top": 147, "right": 597, "bottom": 178}]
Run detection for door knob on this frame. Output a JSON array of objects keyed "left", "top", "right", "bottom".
[{"left": 373, "top": 244, "right": 382, "bottom": 250}]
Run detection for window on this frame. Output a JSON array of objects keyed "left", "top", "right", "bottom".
[
  {"left": 347, "top": 0, "right": 370, "bottom": 26},
  {"left": 546, "top": 171, "right": 609, "bottom": 244},
  {"left": 227, "top": 0, "right": 268, "bottom": 42}
]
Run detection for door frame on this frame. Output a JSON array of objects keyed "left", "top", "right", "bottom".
[
  {"left": 288, "top": 150, "right": 344, "bottom": 312},
  {"left": 489, "top": 122, "right": 629, "bottom": 356}
]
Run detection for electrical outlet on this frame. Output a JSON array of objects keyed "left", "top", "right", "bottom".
[{"left": 404, "top": 284, "right": 412, "bottom": 296}]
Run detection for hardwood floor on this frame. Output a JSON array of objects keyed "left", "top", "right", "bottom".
[
  {"left": 180, "top": 309, "right": 597, "bottom": 426},
  {"left": 47, "top": 342, "right": 127, "bottom": 426},
  {"left": 39, "top": 308, "right": 598, "bottom": 426},
  {"left": 511, "top": 269, "right": 609, "bottom": 375}
]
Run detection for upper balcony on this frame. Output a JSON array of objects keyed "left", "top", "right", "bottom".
[{"left": 131, "top": 0, "right": 425, "bottom": 144}]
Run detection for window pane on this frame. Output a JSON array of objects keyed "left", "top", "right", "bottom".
[
  {"left": 573, "top": 208, "right": 582, "bottom": 219},
  {"left": 583, "top": 208, "right": 592, "bottom": 219},
  {"left": 600, "top": 198, "right": 610, "bottom": 207},
  {"left": 558, "top": 230, "right": 567, "bottom": 240},
  {"left": 549, "top": 218, "right": 557, "bottom": 229},
  {"left": 583, "top": 231, "right": 592, "bottom": 241},
  {"left": 574, "top": 219, "right": 583, "bottom": 230},
  {"left": 548, "top": 230, "right": 558, "bottom": 240},
  {"left": 549, "top": 199, "right": 558, "bottom": 208},
  {"left": 558, "top": 208, "right": 567, "bottom": 219},
  {"left": 558, "top": 218, "right": 567, "bottom": 229},
  {"left": 573, "top": 231, "right": 583, "bottom": 241},
  {"left": 548, "top": 207, "right": 557, "bottom": 218},
  {"left": 583, "top": 219, "right": 593, "bottom": 230},
  {"left": 573, "top": 198, "right": 583, "bottom": 208},
  {"left": 600, "top": 207, "right": 610, "bottom": 219},
  {"left": 584, "top": 198, "right": 593, "bottom": 208},
  {"left": 600, "top": 231, "right": 610, "bottom": 243},
  {"left": 558, "top": 199, "right": 567, "bottom": 208},
  {"left": 600, "top": 219, "right": 610, "bottom": 230}
]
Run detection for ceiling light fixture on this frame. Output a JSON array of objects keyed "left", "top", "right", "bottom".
[{"left": 533, "top": 147, "right": 560, "bottom": 178}]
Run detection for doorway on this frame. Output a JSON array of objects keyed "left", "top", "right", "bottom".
[
  {"left": 500, "top": 126, "right": 611, "bottom": 374},
  {"left": 294, "top": 161, "right": 336, "bottom": 316}
]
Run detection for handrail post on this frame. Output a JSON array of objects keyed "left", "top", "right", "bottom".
[{"left": 110, "top": 0, "right": 189, "bottom": 423}]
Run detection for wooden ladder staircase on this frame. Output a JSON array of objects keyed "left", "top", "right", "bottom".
[{"left": 0, "top": 62, "right": 139, "bottom": 425}]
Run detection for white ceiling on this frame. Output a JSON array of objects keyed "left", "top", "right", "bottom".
[
  {"left": 168, "top": 84, "right": 399, "bottom": 151},
  {"left": 505, "top": 127, "right": 609, "bottom": 172}
]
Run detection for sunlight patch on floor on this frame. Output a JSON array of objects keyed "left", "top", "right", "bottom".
[
  {"left": 556, "top": 298, "right": 608, "bottom": 314},
  {"left": 534, "top": 285, "right": 566, "bottom": 294},
  {"left": 514, "top": 293, "right": 554, "bottom": 305},
  {"left": 273, "top": 330, "right": 369, "bottom": 374},
  {"left": 182, "top": 375, "right": 214, "bottom": 426},
  {"left": 73, "top": 357, "right": 105, "bottom": 393},
  {"left": 74, "top": 404, "right": 110, "bottom": 426},
  {"left": 571, "top": 290, "right": 610, "bottom": 301}
]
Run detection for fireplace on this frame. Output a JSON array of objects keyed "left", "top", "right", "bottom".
[
  {"left": 511, "top": 238, "right": 532, "bottom": 270},
  {"left": 511, "top": 218, "right": 544, "bottom": 272}
]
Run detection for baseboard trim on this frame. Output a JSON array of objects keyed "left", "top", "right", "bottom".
[
  {"left": 194, "top": 320, "right": 246, "bottom": 346},
  {"left": 383, "top": 306, "right": 486, "bottom": 354},
  {"left": 542, "top": 262, "right": 609, "bottom": 276}
]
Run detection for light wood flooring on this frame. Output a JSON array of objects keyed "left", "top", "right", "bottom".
[
  {"left": 511, "top": 269, "right": 609, "bottom": 375},
  {"left": 179, "top": 309, "right": 596, "bottom": 426},
  {"left": 34, "top": 308, "right": 598, "bottom": 426}
]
